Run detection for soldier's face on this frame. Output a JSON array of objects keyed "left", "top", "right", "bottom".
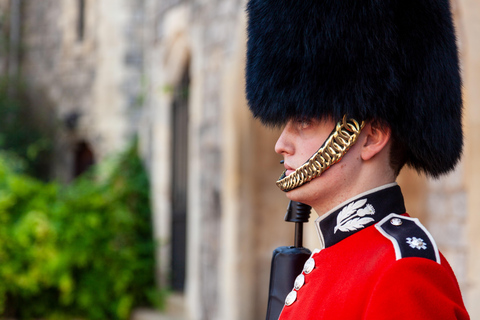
[
  {"left": 275, "top": 118, "right": 334, "bottom": 176},
  {"left": 275, "top": 118, "right": 362, "bottom": 213}
]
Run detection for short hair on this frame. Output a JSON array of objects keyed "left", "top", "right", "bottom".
[
  {"left": 389, "top": 134, "right": 408, "bottom": 177},
  {"left": 370, "top": 120, "right": 407, "bottom": 177}
]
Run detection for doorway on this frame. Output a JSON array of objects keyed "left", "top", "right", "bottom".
[{"left": 170, "top": 65, "right": 190, "bottom": 291}]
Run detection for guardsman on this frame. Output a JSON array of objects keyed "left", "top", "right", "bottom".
[{"left": 246, "top": 0, "right": 470, "bottom": 319}]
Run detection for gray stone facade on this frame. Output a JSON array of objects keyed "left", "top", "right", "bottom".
[{"left": 19, "top": 0, "right": 146, "bottom": 181}]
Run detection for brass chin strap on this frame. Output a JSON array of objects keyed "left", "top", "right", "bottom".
[{"left": 276, "top": 117, "right": 365, "bottom": 192}]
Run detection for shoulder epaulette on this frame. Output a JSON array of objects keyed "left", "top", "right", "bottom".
[{"left": 375, "top": 213, "right": 440, "bottom": 264}]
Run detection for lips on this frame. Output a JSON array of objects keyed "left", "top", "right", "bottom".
[{"left": 284, "top": 163, "right": 295, "bottom": 176}]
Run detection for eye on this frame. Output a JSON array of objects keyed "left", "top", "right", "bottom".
[{"left": 297, "top": 119, "right": 311, "bottom": 129}]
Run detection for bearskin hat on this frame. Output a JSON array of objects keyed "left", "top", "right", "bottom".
[{"left": 246, "top": 0, "right": 462, "bottom": 177}]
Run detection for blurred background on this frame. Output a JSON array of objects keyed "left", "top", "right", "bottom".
[{"left": 0, "top": 0, "right": 479, "bottom": 319}]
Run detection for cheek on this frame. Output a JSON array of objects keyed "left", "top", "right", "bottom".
[
  {"left": 301, "top": 146, "right": 320, "bottom": 160},
  {"left": 336, "top": 150, "right": 362, "bottom": 181},
  {"left": 299, "top": 139, "right": 326, "bottom": 159},
  {"left": 324, "top": 148, "right": 360, "bottom": 181}
]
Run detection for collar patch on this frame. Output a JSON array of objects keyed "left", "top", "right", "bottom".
[
  {"left": 334, "top": 199, "right": 375, "bottom": 234},
  {"left": 316, "top": 185, "right": 405, "bottom": 248}
]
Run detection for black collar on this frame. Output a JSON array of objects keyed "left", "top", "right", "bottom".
[{"left": 315, "top": 183, "right": 406, "bottom": 249}]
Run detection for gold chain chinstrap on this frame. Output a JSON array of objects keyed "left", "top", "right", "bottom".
[{"left": 276, "top": 117, "right": 365, "bottom": 192}]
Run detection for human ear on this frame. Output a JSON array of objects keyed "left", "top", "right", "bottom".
[{"left": 360, "top": 121, "right": 391, "bottom": 161}]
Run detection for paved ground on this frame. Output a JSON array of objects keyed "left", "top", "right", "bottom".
[
  {"left": 131, "top": 309, "right": 185, "bottom": 320},
  {"left": 131, "top": 294, "right": 187, "bottom": 320}
]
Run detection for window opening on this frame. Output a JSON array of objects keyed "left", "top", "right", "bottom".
[
  {"left": 77, "top": 0, "right": 86, "bottom": 42},
  {"left": 170, "top": 65, "right": 190, "bottom": 292},
  {"left": 74, "top": 141, "right": 94, "bottom": 177}
]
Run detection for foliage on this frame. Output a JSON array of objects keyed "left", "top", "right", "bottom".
[{"left": 0, "top": 141, "right": 159, "bottom": 319}]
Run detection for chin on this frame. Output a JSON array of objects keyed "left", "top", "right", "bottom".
[
  {"left": 283, "top": 175, "right": 336, "bottom": 212},
  {"left": 284, "top": 181, "right": 317, "bottom": 206}
]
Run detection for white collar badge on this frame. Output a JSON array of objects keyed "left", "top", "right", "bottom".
[{"left": 334, "top": 199, "right": 375, "bottom": 233}]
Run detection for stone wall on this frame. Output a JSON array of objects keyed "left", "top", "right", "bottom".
[
  {"left": 458, "top": 0, "right": 480, "bottom": 317},
  {"left": 0, "top": 0, "right": 12, "bottom": 76},
  {"left": 20, "top": 0, "right": 145, "bottom": 181}
]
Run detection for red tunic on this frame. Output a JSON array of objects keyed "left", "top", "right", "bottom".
[{"left": 279, "top": 184, "right": 469, "bottom": 320}]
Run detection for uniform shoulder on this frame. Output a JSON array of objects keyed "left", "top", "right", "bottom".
[{"left": 375, "top": 213, "right": 440, "bottom": 264}]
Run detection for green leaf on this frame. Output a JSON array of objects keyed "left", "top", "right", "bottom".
[{"left": 0, "top": 140, "right": 160, "bottom": 319}]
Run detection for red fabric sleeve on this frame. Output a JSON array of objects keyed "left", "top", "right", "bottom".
[{"left": 363, "top": 257, "right": 469, "bottom": 320}]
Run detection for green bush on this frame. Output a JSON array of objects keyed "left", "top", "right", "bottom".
[{"left": 0, "top": 142, "right": 159, "bottom": 319}]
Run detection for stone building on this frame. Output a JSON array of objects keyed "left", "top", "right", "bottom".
[{"left": 1, "top": 0, "right": 480, "bottom": 319}]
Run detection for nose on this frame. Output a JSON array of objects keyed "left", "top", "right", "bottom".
[{"left": 275, "top": 124, "right": 294, "bottom": 156}]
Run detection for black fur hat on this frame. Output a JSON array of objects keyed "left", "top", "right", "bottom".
[{"left": 246, "top": 0, "right": 462, "bottom": 177}]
